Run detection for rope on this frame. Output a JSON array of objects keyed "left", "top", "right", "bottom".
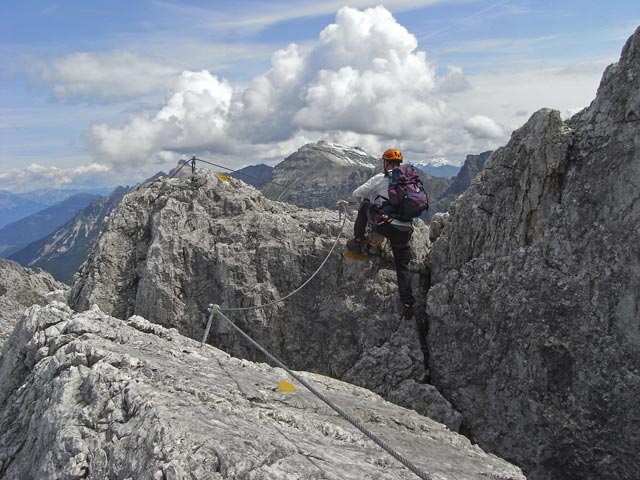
[
  {"left": 205, "top": 305, "right": 432, "bottom": 480},
  {"left": 172, "top": 157, "right": 358, "bottom": 205},
  {"left": 220, "top": 202, "right": 348, "bottom": 313},
  {"left": 188, "top": 160, "right": 430, "bottom": 477},
  {"left": 194, "top": 157, "right": 330, "bottom": 199},
  {"left": 169, "top": 159, "right": 191, "bottom": 178}
]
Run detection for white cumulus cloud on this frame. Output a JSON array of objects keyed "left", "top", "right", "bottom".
[
  {"left": 87, "top": 6, "right": 515, "bottom": 170},
  {"left": 0, "top": 163, "right": 111, "bottom": 193},
  {"left": 36, "top": 51, "right": 180, "bottom": 101},
  {"left": 89, "top": 71, "right": 234, "bottom": 164},
  {"left": 464, "top": 115, "right": 504, "bottom": 139}
]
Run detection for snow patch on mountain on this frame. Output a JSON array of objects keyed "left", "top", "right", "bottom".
[
  {"left": 312, "top": 141, "right": 377, "bottom": 168},
  {"left": 415, "top": 157, "right": 460, "bottom": 168}
]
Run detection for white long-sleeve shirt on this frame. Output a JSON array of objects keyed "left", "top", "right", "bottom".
[
  {"left": 352, "top": 172, "right": 390, "bottom": 205},
  {"left": 352, "top": 172, "right": 413, "bottom": 229}
]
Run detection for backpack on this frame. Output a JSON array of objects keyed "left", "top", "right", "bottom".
[{"left": 381, "top": 164, "right": 429, "bottom": 221}]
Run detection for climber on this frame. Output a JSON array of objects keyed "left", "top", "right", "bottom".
[{"left": 346, "top": 148, "right": 417, "bottom": 318}]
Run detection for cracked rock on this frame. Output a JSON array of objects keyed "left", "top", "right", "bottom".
[
  {"left": 0, "top": 304, "right": 525, "bottom": 480},
  {"left": 0, "top": 259, "right": 67, "bottom": 349}
]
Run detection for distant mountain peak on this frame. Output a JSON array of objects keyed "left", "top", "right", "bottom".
[
  {"left": 414, "top": 159, "right": 461, "bottom": 179},
  {"left": 415, "top": 157, "right": 458, "bottom": 168},
  {"left": 295, "top": 141, "right": 378, "bottom": 169}
]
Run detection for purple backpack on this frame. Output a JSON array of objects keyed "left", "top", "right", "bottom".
[{"left": 383, "top": 164, "right": 429, "bottom": 221}]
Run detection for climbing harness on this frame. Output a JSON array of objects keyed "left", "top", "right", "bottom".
[{"left": 203, "top": 304, "right": 433, "bottom": 480}]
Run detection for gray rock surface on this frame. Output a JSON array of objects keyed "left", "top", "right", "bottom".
[
  {"left": 0, "top": 303, "right": 525, "bottom": 480},
  {"left": 69, "top": 171, "right": 461, "bottom": 429},
  {"left": 260, "top": 141, "right": 379, "bottom": 209},
  {"left": 0, "top": 259, "right": 66, "bottom": 348},
  {"left": 426, "top": 27, "right": 640, "bottom": 480}
]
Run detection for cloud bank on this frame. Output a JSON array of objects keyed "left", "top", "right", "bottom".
[
  {"left": 84, "top": 5, "right": 606, "bottom": 174},
  {"left": 88, "top": 6, "right": 505, "bottom": 169},
  {"left": 0, "top": 163, "right": 110, "bottom": 193},
  {"left": 36, "top": 51, "right": 180, "bottom": 102}
]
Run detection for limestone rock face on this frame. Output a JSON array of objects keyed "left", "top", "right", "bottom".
[
  {"left": 0, "top": 259, "right": 66, "bottom": 348},
  {"left": 69, "top": 172, "right": 461, "bottom": 428},
  {"left": 426, "top": 27, "right": 640, "bottom": 480},
  {"left": 0, "top": 304, "right": 526, "bottom": 480}
]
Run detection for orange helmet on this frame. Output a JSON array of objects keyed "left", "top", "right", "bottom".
[{"left": 382, "top": 148, "right": 403, "bottom": 162}]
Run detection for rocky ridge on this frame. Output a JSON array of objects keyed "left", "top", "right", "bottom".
[
  {"left": 438, "top": 151, "right": 492, "bottom": 200},
  {"left": 0, "top": 259, "right": 66, "bottom": 348},
  {"left": 0, "top": 303, "right": 525, "bottom": 479},
  {"left": 426, "top": 27, "right": 640, "bottom": 480},
  {"left": 69, "top": 171, "right": 463, "bottom": 429}
]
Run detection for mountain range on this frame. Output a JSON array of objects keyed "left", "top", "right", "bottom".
[
  {"left": 0, "top": 191, "right": 46, "bottom": 229},
  {"left": 414, "top": 159, "right": 462, "bottom": 178},
  {"left": 0, "top": 193, "right": 100, "bottom": 258},
  {"left": 9, "top": 187, "right": 129, "bottom": 284},
  {"left": 18, "top": 187, "right": 113, "bottom": 206},
  {"left": 0, "top": 187, "right": 113, "bottom": 229},
  {"left": 260, "top": 141, "right": 379, "bottom": 209},
  {"left": 229, "top": 163, "right": 274, "bottom": 187},
  {"left": 6, "top": 144, "right": 486, "bottom": 283},
  {"left": 1, "top": 24, "right": 639, "bottom": 480}
]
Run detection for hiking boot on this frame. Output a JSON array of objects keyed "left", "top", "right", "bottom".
[
  {"left": 346, "top": 237, "right": 364, "bottom": 254},
  {"left": 401, "top": 303, "right": 415, "bottom": 318}
]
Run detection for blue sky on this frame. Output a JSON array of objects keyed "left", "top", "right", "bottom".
[{"left": 1, "top": 0, "right": 638, "bottom": 191}]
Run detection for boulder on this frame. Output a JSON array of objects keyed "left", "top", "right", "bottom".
[{"left": 0, "top": 259, "right": 66, "bottom": 348}]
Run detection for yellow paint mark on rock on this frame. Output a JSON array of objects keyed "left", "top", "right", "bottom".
[
  {"left": 278, "top": 380, "right": 296, "bottom": 393},
  {"left": 215, "top": 173, "right": 231, "bottom": 182},
  {"left": 343, "top": 250, "right": 367, "bottom": 261}
]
